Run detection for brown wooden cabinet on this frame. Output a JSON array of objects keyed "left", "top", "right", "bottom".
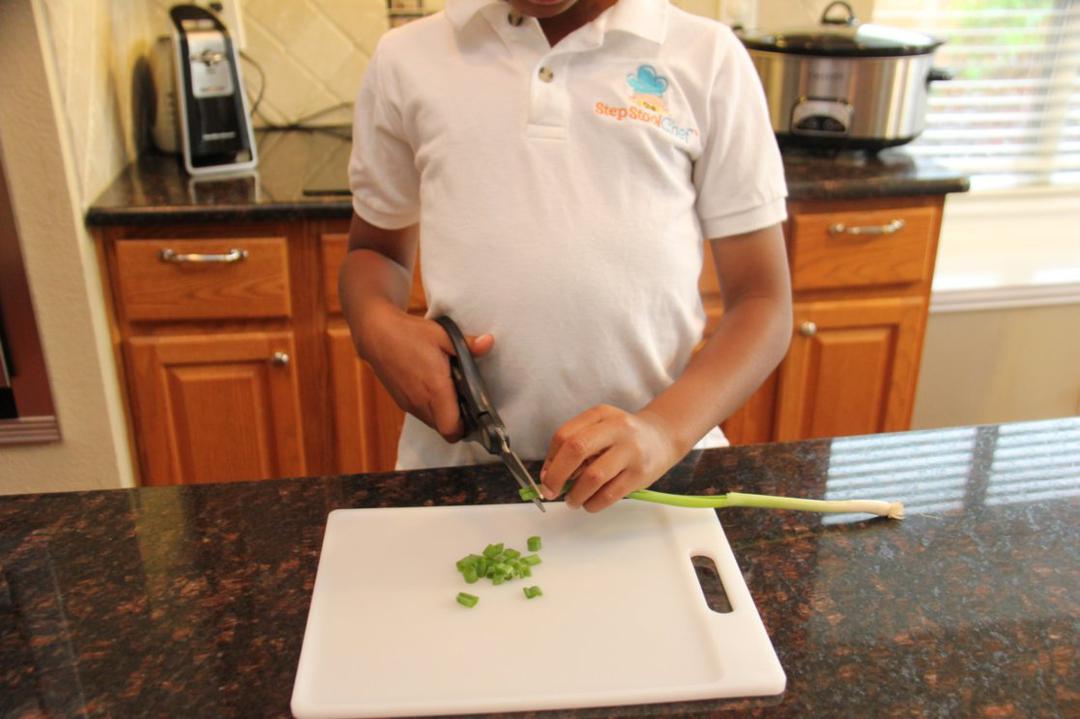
[
  {"left": 321, "top": 233, "right": 420, "bottom": 473},
  {"left": 775, "top": 297, "right": 925, "bottom": 441},
  {"left": 326, "top": 323, "right": 404, "bottom": 473},
  {"left": 720, "top": 195, "right": 943, "bottom": 445},
  {"left": 94, "top": 194, "right": 945, "bottom": 485},
  {"left": 126, "top": 331, "right": 306, "bottom": 485}
]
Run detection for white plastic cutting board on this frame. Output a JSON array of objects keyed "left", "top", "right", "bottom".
[{"left": 291, "top": 502, "right": 785, "bottom": 718}]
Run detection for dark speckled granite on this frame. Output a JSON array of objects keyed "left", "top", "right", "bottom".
[
  {"left": 782, "top": 146, "right": 970, "bottom": 200},
  {"left": 85, "top": 129, "right": 355, "bottom": 227},
  {"left": 3, "top": 418, "right": 1076, "bottom": 718},
  {"left": 85, "top": 129, "right": 968, "bottom": 227}
]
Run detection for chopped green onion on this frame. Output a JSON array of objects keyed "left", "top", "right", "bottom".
[
  {"left": 455, "top": 538, "right": 548, "bottom": 603},
  {"left": 519, "top": 486, "right": 540, "bottom": 501}
]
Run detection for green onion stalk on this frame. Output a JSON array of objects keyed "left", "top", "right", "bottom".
[{"left": 519, "top": 485, "right": 904, "bottom": 520}]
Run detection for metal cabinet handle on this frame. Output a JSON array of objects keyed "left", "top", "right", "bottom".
[
  {"left": 799, "top": 321, "right": 818, "bottom": 337},
  {"left": 270, "top": 351, "right": 290, "bottom": 366},
  {"left": 159, "top": 248, "right": 248, "bottom": 264},
  {"left": 827, "top": 219, "right": 905, "bottom": 236}
]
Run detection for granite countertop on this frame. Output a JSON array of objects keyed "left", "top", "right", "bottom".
[
  {"left": 2, "top": 418, "right": 1077, "bottom": 717},
  {"left": 85, "top": 129, "right": 970, "bottom": 227}
]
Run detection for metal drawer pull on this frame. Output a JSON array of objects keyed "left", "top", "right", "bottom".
[
  {"left": 270, "top": 352, "right": 290, "bottom": 367},
  {"left": 828, "top": 219, "right": 905, "bottom": 236},
  {"left": 799, "top": 321, "right": 818, "bottom": 337},
  {"left": 159, "top": 248, "right": 249, "bottom": 264}
]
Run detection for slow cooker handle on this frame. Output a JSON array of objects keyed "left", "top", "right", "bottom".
[
  {"left": 927, "top": 67, "right": 954, "bottom": 85},
  {"left": 821, "top": 1, "right": 857, "bottom": 26}
]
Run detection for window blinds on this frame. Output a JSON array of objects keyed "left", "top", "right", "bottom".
[{"left": 874, "top": 1, "right": 1080, "bottom": 188}]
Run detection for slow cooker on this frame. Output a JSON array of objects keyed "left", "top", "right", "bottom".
[{"left": 737, "top": 1, "right": 950, "bottom": 151}]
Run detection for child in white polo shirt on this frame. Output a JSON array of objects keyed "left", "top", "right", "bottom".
[{"left": 341, "top": 0, "right": 792, "bottom": 512}]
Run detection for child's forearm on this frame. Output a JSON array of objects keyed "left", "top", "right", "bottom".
[
  {"left": 643, "top": 292, "right": 792, "bottom": 455},
  {"left": 340, "top": 250, "right": 412, "bottom": 352},
  {"left": 338, "top": 214, "right": 418, "bottom": 356}
]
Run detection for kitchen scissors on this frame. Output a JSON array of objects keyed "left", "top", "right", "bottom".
[{"left": 434, "top": 316, "right": 546, "bottom": 513}]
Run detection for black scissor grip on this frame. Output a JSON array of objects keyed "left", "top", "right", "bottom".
[{"left": 434, "top": 316, "right": 504, "bottom": 454}]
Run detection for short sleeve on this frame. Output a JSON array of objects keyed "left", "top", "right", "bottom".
[
  {"left": 349, "top": 44, "right": 421, "bottom": 229},
  {"left": 693, "top": 33, "right": 788, "bottom": 240}
]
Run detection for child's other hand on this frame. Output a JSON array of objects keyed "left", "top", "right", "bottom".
[
  {"left": 539, "top": 405, "right": 680, "bottom": 512},
  {"left": 363, "top": 306, "right": 493, "bottom": 442}
]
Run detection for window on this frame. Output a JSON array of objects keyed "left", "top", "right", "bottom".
[{"left": 874, "top": 1, "right": 1080, "bottom": 189}]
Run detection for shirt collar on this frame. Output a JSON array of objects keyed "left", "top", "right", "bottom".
[
  {"left": 602, "top": 0, "right": 668, "bottom": 45},
  {"left": 445, "top": 0, "right": 668, "bottom": 44},
  {"left": 445, "top": 0, "right": 500, "bottom": 29}
]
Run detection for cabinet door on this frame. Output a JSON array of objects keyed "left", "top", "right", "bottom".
[
  {"left": 126, "top": 332, "right": 306, "bottom": 485},
  {"left": 775, "top": 297, "right": 925, "bottom": 441},
  {"left": 327, "top": 325, "right": 404, "bottom": 473}
]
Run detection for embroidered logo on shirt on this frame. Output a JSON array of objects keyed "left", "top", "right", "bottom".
[
  {"left": 627, "top": 65, "right": 669, "bottom": 114},
  {"left": 594, "top": 64, "right": 697, "bottom": 143}
]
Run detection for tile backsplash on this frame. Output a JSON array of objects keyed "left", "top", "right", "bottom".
[
  {"left": 143, "top": 0, "right": 802, "bottom": 128},
  {"left": 150, "top": 0, "right": 389, "bottom": 127}
]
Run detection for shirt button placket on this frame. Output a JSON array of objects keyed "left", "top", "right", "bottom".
[{"left": 529, "top": 58, "right": 566, "bottom": 131}]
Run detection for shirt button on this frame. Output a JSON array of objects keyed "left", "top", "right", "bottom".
[
  {"left": 538, "top": 66, "right": 554, "bottom": 83},
  {"left": 507, "top": 11, "right": 524, "bottom": 26}
]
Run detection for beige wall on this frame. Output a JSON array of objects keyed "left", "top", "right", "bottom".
[
  {"left": 757, "top": 0, "right": 875, "bottom": 28},
  {"left": 146, "top": 0, "right": 389, "bottom": 127},
  {"left": 40, "top": 0, "right": 153, "bottom": 200},
  {"left": 912, "top": 304, "right": 1080, "bottom": 430},
  {"left": 0, "top": 0, "right": 141, "bottom": 494},
  {"left": 190, "top": 0, "right": 869, "bottom": 127}
]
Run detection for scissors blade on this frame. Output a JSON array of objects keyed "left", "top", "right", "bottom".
[{"left": 499, "top": 445, "right": 546, "bottom": 513}]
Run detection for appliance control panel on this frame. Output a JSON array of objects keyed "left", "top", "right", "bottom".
[
  {"left": 185, "top": 29, "right": 234, "bottom": 99},
  {"left": 791, "top": 99, "right": 853, "bottom": 135}
]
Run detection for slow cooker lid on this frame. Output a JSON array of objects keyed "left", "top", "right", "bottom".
[{"left": 738, "top": 1, "right": 944, "bottom": 58}]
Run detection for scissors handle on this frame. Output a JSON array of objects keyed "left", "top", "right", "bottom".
[{"left": 434, "top": 316, "right": 503, "bottom": 454}]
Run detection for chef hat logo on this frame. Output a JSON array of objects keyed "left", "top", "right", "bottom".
[{"left": 627, "top": 65, "right": 669, "bottom": 96}]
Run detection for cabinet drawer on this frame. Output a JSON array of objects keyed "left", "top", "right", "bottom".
[
  {"left": 788, "top": 206, "right": 937, "bottom": 291},
  {"left": 321, "top": 234, "right": 426, "bottom": 315},
  {"left": 114, "top": 238, "right": 291, "bottom": 321}
]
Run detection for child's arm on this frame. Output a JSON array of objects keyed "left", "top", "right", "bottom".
[
  {"left": 339, "top": 211, "right": 494, "bottom": 441},
  {"left": 539, "top": 222, "right": 792, "bottom": 511}
]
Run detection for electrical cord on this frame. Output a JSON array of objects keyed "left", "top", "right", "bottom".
[
  {"left": 239, "top": 49, "right": 266, "bottom": 118},
  {"left": 239, "top": 50, "right": 352, "bottom": 137}
]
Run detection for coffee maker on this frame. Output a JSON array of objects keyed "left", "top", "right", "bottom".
[{"left": 155, "top": 4, "right": 258, "bottom": 176}]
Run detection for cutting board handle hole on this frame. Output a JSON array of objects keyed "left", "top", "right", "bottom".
[{"left": 691, "top": 555, "right": 733, "bottom": 614}]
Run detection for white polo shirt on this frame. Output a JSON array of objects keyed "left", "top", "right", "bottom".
[{"left": 349, "top": 0, "right": 787, "bottom": 469}]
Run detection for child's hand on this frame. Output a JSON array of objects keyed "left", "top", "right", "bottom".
[
  {"left": 538, "top": 405, "right": 681, "bottom": 512},
  {"left": 363, "top": 306, "right": 493, "bottom": 441}
]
